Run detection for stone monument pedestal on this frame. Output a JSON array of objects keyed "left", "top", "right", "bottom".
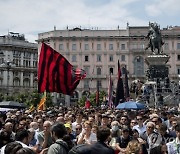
[{"left": 145, "top": 54, "right": 170, "bottom": 80}]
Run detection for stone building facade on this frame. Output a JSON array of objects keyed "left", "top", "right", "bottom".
[{"left": 0, "top": 32, "right": 38, "bottom": 95}]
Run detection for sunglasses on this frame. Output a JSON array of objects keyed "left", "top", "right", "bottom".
[
  {"left": 76, "top": 128, "right": 82, "bottom": 130},
  {"left": 137, "top": 118, "right": 142, "bottom": 120}
]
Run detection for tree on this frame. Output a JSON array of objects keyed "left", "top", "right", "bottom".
[{"left": 78, "top": 90, "right": 107, "bottom": 107}]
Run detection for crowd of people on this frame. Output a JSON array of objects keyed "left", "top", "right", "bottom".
[{"left": 0, "top": 105, "right": 179, "bottom": 154}]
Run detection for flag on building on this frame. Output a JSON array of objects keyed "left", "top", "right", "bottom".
[
  {"left": 123, "top": 67, "right": 130, "bottom": 101},
  {"left": 38, "top": 43, "right": 86, "bottom": 95},
  {"left": 37, "top": 92, "right": 46, "bottom": 111},
  {"left": 115, "top": 60, "right": 124, "bottom": 106},
  {"left": 108, "top": 73, "right": 113, "bottom": 108}
]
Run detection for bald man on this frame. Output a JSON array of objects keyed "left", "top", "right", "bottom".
[{"left": 37, "top": 121, "right": 53, "bottom": 149}]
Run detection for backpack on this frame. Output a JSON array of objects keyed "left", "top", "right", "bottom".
[{"left": 68, "top": 144, "right": 91, "bottom": 154}]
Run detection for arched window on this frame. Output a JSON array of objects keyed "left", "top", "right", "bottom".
[
  {"left": 97, "top": 67, "right": 101, "bottom": 75},
  {"left": 133, "top": 56, "right": 144, "bottom": 77}
]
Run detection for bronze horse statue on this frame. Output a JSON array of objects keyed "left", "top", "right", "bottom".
[{"left": 145, "top": 23, "right": 164, "bottom": 54}]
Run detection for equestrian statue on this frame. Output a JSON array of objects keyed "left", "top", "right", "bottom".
[{"left": 145, "top": 22, "right": 164, "bottom": 54}]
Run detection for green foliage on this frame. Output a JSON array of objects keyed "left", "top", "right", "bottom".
[
  {"left": 0, "top": 90, "right": 53, "bottom": 108},
  {"left": 45, "top": 93, "right": 53, "bottom": 107},
  {"left": 78, "top": 90, "right": 107, "bottom": 107},
  {"left": 15, "top": 93, "right": 29, "bottom": 103},
  {"left": 0, "top": 93, "right": 4, "bottom": 102},
  {"left": 5, "top": 95, "right": 15, "bottom": 101}
]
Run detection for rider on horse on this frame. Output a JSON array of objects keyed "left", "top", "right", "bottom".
[{"left": 145, "top": 22, "right": 164, "bottom": 54}]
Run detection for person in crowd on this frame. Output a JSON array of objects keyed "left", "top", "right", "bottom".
[
  {"left": 119, "top": 115, "right": 129, "bottom": 128},
  {"left": 125, "top": 140, "right": 143, "bottom": 154},
  {"left": 101, "top": 114, "right": 110, "bottom": 128},
  {"left": 168, "top": 117, "right": 178, "bottom": 137},
  {"left": 90, "top": 126, "right": 115, "bottom": 154},
  {"left": 37, "top": 120, "right": 53, "bottom": 149},
  {"left": 130, "top": 119, "right": 137, "bottom": 130},
  {"left": 115, "top": 126, "right": 132, "bottom": 153},
  {"left": 150, "top": 143, "right": 168, "bottom": 154},
  {"left": 77, "top": 121, "right": 97, "bottom": 145},
  {"left": 37, "top": 118, "right": 44, "bottom": 132},
  {"left": 3, "top": 121, "right": 15, "bottom": 141},
  {"left": 151, "top": 117, "right": 163, "bottom": 132},
  {"left": 109, "top": 121, "right": 121, "bottom": 154},
  {"left": 88, "top": 115, "right": 95, "bottom": 125},
  {"left": 158, "top": 123, "right": 174, "bottom": 143},
  {"left": 0, "top": 130, "right": 14, "bottom": 148},
  {"left": 164, "top": 111, "right": 174, "bottom": 129},
  {"left": 141, "top": 122, "right": 162, "bottom": 152},
  {"left": 64, "top": 123, "right": 76, "bottom": 141},
  {"left": 72, "top": 111, "right": 83, "bottom": 132},
  {"left": 47, "top": 123, "right": 69, "bottom": 154},
  {"left": 166, "top": 123, "right": 180, "bottom": 153},
  {"left": 28, "top": 128, "right": 37, "bottom": 147},
  {"left": 29, "top": 122, "right": 38, "bottom": 130},
  {"left": 56, "top": 116, "right": 65, "bottom": 124},
  {"left": 95, "top": 113, "right": 102, "bottom": 126},
  {"left": 4, "top": 142, "right": 23, "bottom": 154},
  {"left": 92, "top": 124, "right": 98, "bottom": 134},
  {"left": 18, "top": 119, "right": 27, "bottom": 131},
  {"left": 133, "top": 115, "right": 146, "bottom": 136}
]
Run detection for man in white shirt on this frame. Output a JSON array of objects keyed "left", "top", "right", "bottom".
[
  {"left": 133, "top": 115, "right": 146, "bottom": 136},
  {"left": 167, "top": 123, "right": 180, "bottom": 154},
  {"left": 72, "top": 111, "right": 83, "bottom": 132}
]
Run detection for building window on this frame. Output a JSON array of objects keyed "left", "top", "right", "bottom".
[
  {"left": 121, "top": 44, "right": 125, "bottom": 50},
  {"left": 72, "top": 44, "right": 76, "bottom": 50},
  {"left": 97, "top": 55, "right": 101, "bottom": 62},
  {"left": 85, "top": 44, "right": 89, "bottom": 50},
  {"left": 85, "top": 56, "right": 89, "bottom": 62},
  {"left": 84, "top": 80, "right": 89, "bottom": 89},
  {"left": 97, "top": 67, "right": 101, "bottom": 75},
  {"left": 59, "top": 44, "right": 64, "bottom": 50},
  {"left": 33, "top": 61, "right": 37, "bottom": 67},
  {"left": 72, "top": 55, "right": 76, "bottom": 62},
  {"left": 164, "top": 43, "right": 169, "bottom": 50},
  {"left": 109, "top": 55, "right": 113, "bottom": 62},
  {"left": 109, "top": 44, "right": 113, "bottom": 50},
  {"left": 84, "top": 66, "right": 90, "bottom": 75},
  {"left": 177, "top": 55, "right": 180, "bottom": 61},
  {"left": 97, "top": 80, "right": 102, "bottom": 88},
  {"left": 177, "top": 43, "right": 180, "bottom": 50},
  {"left": 23, "top": 79, "right": 30, "bottom": 87},
  {"left": 97, "top": 44, "right": 101, "bottom": 50},
  {"left": 121, "top": 55, "right": 125, "bottom": 61},
  {"left": 177, "top": 68, "right": 180, "bottom": 75},
  {"left": 13, "top": 79, "right": 20, "bottom": 86},
  {"left": 133, "top": 56, "right": 144, "bottom": 76},
  {"left": 109, "top": 67, "right": 113, "bottom": 74}
]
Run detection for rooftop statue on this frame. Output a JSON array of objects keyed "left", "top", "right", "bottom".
[{"left": 145, "top": 22, "right": 164, "bottom": 54}]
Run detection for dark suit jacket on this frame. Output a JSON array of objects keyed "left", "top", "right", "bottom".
[{"left": 90, "top": 141, "right": 115, "bottom": 154}]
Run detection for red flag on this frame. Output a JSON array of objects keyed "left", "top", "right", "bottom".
[
  {"left": 38, "top": 43, "right": 86, "bottom": 95},
  {"left": 115, "top": 60, "right": 124, "bottom": 106},
  {"left": 85, "top": 98, "right": 91, "bottom": 109}
]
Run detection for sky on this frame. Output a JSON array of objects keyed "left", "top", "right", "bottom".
[{"left": 0, "top": 0, "right": 180, "bottom": 43}]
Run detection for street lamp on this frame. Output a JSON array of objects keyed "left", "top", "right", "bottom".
[{"left": 0, "top": 60, "right": 15, "bottom": 96}]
